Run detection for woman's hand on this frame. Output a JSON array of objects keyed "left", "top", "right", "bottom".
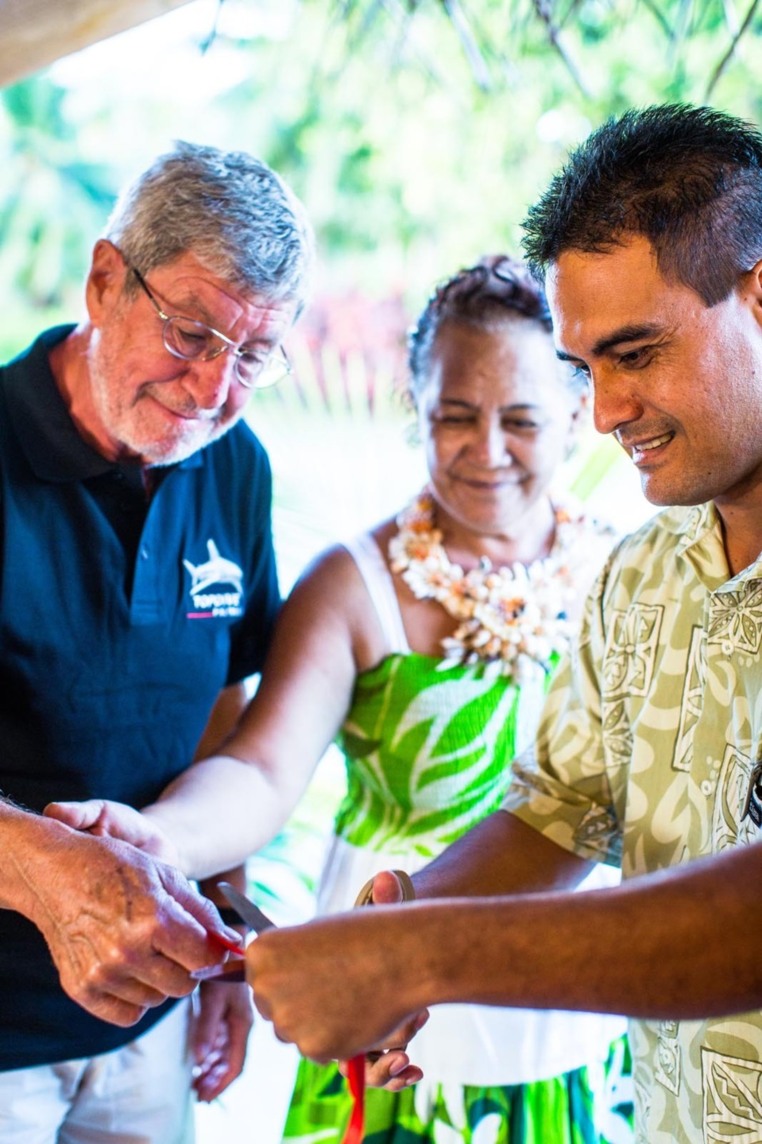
[
  {"left": 338, "top": 1016, "right": 427, "bottom": 1091},
  {"left": 192, "top": 979, "right": 254, "bottom": 1102},
  {"left": 44, "top": 798, "right": 180, "bottom": 866}
]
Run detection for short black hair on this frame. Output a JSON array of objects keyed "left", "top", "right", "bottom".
[{"left": 522, "top": 103, "right": 762, "bottom": 306}]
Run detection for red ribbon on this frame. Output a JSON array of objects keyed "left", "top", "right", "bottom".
[
  {"left": 343, "top": 1054, "right": 365, "bottom": 1144},
  {"left": 213, "top": 933, "right": 247, "bottom": 957},
  {"left": 215, "top": 930, "right": 365, "bottom": 1141}
]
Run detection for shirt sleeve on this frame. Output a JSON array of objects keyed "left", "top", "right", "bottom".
[
  {"left": 502, "top": 551, "right": 624, "bottom": 868},
  {"left": 224, "top": 431, "right": 281, "bottom": 685},
  {"left": 225, "top": 534, "right": 280, "bottom": 685}
]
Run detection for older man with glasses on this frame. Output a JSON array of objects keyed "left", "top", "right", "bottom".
[
  {"left": 0, "top": 141, "right": 313, "bottom": 1143},
  {"left": 130, "top": 265, "right": 292, "bottom": 390}
]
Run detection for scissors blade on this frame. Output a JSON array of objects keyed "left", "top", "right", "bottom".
[
  {"left": 192, "top": 885, "right": 277, "bottom": 983},
  {"left": 218, "top": 881, "right": 277, "bottom": 935}
]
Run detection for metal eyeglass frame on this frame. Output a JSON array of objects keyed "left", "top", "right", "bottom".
[{"left": 131, "top": 266, "right": 290, "bottom": 390}]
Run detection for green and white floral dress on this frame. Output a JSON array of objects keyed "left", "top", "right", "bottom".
[{"left": 283, "top": 513, "right": 632, "bottom": 1144}]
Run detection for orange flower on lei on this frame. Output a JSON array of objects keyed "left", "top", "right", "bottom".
[{"left": 388, "top": 488, "right": 614, "bottom": 682}]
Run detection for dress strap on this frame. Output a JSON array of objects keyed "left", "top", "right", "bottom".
[{"left": 342, "top": 533, "right": 411, "bottom": 655}]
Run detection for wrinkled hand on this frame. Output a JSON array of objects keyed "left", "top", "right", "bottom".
[
  {"left": 192, "top": 979, "right": 254, "bottom": 1102},
  {"left": 24, "top": 823, "right": 238, "bottom": 1027},
  {"left": 246, "top": 907, "right": 430, "bottom": 1064},
  {"left": 45, "top": 798, "right": 179, "bottom": 866}
]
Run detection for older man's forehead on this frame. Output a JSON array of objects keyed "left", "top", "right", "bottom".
[{"left": 149, "top": 258, "right": 298, "bottom": 337}]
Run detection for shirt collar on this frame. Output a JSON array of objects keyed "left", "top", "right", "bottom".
[
  {"left": 672, "top": 501, "right": 762, "bottom": 584},
  {"left": 673, "top": 502, "right": 718, "bottom": 557},
  {"left": 4, "top": 326, "right": 202, "bottom": 482}
]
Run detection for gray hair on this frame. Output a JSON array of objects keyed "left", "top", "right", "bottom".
[{"left": 104, "top": 140, "right": 314, "bottom": 315}]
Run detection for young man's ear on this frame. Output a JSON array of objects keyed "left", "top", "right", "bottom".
[
  {"left": 740, "top": 259, "right": 762, "bottom": 328},
  {"left": 85, "top": 240, "right": 128, "bottom": 323}
]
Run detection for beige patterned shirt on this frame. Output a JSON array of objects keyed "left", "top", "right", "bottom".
[{"left": 504, "top": 501, "right": 762, "bottom": 1143}]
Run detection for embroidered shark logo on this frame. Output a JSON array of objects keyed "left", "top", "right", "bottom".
[
  {"left": 184, "top": 540, "right": 244, "bottom": 618},
  {"left": 184, "top": 540, "right": 244, "bottom": 596}
]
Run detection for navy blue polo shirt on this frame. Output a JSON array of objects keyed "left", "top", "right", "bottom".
[{"left": 0, "top": 327, "right": 280, "bottom": 1068}]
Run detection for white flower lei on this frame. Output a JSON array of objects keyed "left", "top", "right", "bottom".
[{"left": 388, "top": 487, "right": 614, "bottom": 683}]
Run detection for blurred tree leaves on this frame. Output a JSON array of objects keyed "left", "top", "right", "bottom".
[
  {"left": 0, "top": 81, "right": 112, "bottom": 294},
  {"left": 208, "top": 0, "right": 762, "bottom": 297},
  {"left": 0, "top": 0, "right": 761, "bottom": 343}
]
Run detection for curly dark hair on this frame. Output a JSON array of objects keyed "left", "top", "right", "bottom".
[
  {"left": 407, "top": 254, "right": 554, "bottom": 399},
  {"left": 522, "top": 103, "right": 762, "bottom": 307}
]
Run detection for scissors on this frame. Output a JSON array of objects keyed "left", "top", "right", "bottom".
[
  {"left": 194, "top": 881, "right": 276, "bottom": 981},
  {"left": 198, "top": 883, "right": 367, "bottom": 1141}
]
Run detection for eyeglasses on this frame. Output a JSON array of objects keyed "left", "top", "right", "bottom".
[{"left": 131, "top": 267, "right": 291, "bottom": 390}]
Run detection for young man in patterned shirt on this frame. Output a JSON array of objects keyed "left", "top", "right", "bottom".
[{"left": 243, "top": 104, "right": 762, "bottom": 1144}]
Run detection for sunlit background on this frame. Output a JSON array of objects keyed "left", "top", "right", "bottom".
[{"left": 3, "top": 0, "right": 760, "bottom": 1133}]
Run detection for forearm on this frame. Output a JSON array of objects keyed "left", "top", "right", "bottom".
[
  {"left": 406, "top": 842, "right": 762, "bottom": 1019},
  {"left": 0, "top": 798, "right": 71, "bottom": 921},
  {"left": 411, "top": 809, "right": 595, "bottom": 898},
  {"left": 143, "top": 754, "right": 300, "bottom": 880}
]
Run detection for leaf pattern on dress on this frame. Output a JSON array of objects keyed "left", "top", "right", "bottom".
[{"left": 334, "top": 653, "right": 526, "bottom": 855}]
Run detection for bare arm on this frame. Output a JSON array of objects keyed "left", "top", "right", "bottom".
[
  {"left": 410, "top": 808, "right": 595, "bottom": 897},
  {"left": 247, "top": 839, "right": 762, "bottom": 1062},
  {"left": 420, "top": 842, "right": 762, "bottom": 1018},
  {"left": 142, "top": 546, "right": 375, "bottom": 878}
]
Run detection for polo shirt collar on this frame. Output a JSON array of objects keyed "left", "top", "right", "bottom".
[{"left": 5, "top": 325, "right": 203, "bottom": 482}]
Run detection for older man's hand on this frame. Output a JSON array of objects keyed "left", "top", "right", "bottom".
[{"left": 18, "top": 818, "right": 237, "bottom": 1027}]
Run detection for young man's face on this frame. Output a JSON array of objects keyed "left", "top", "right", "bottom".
[{"left": 545, "top": 235, "right": 762, "bottom": 512}]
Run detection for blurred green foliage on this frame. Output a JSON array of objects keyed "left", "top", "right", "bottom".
[
  {"left": 0, "top": 80, "right": 115, "bottom": 357},
  {"left": 1, "top": 0, "right": 761, "bottom": 353}
]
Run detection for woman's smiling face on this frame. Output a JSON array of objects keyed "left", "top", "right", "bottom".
[{"left": 416, "top": 316, "right": 583, "bottom": 538}]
